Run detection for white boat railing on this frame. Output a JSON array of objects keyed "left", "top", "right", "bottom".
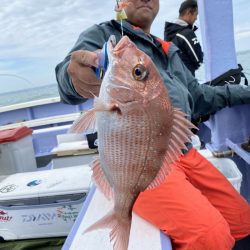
[
  {"left": 0, "top": 112, "right": 81, "bottom": 131},
  {"left": 0, "top": 97, "right": 61, "bottom": 113}
]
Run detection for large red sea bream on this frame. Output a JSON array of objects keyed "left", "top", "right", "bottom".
[{"left": 70, "top": 35, "right": 195, "bottom": 250}]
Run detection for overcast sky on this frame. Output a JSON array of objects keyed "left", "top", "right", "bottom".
[{"left": 0, "top": 0, "right": 249, "bottom": 93}]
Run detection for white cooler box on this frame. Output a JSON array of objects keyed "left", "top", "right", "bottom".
[
  {"left": 0, "top": 165, "right": 92, "bottom": 240},
  {"left": 207, "top": 157, "right": 242, "bottom": 193},
  {"left": 0, "top": 126, "right": 37, "bottom": 175},
  {"left": 199, "top": 149, "right": 242, "bottom": 193}
]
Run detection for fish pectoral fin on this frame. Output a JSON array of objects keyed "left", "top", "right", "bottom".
[
  {"left": 69, "top": 108, "right": 96, "bottom": 133},
  {"left": 147, "top": 108, "right": 196, "bottom": 190},
  {"left": 84, "top": 210, "right": 131, "bottom": 250},
  {"left": 91, "top": 158, "right": 114, "bottom": 200}
]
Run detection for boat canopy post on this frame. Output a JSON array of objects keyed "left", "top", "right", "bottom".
[
  {"left": 198, "top": 0, "right": 237, "bottom": 81},
  {"left": 197, "top": 0, "right": 250, "bottom": 154}
]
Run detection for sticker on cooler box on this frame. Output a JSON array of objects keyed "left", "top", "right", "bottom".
[
  {"left": 22, "top": 212, "right": 57, "bottom": 224},
  {"left": 27, "top": 179, "right": 42, "bottom": 187},
  {"left": 57, "top": 205, "right": 79, "bottom": 222},
  {"left": 21, "top": 206, "right": 79, "bottom": 225},
  {"left": 0, "top": 210, "right": 13, "bottom": 222},
  {"left": 0, "top": 184, "right": 17, "bottom": 193}
]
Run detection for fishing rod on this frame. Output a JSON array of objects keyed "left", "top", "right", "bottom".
[{"left": 0, "top": 73, "right": 33, "bottom": 86}]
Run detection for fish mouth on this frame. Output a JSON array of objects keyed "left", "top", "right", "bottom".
[
  {"left": 112, "top": 36, "right": 135, "bottom": 54},
  {"left": 106, "top": 36, "right": 133, "bottom": 63}
]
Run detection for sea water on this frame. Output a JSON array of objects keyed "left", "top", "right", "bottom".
[
  {"left": 0, "top": 84, "right": 59, "bottom": 107},
  {"left": 0, "top": 50, "right": 249, "bottom": 107}
]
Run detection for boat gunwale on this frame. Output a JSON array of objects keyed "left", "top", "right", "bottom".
[{"left": 0, "top": 97, "right": 61, "bottom": 113}]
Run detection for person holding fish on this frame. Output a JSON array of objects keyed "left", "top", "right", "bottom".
[{"left": 56, "top": 0, "right": 250, "bottom": 249}]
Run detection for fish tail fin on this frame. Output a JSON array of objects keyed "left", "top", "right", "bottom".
[
  {"left": 84, "top": 210, "right": 131, "bottom": 250},
  {"left": 110, "top": 218, "right": 131, "bottom": 250}
]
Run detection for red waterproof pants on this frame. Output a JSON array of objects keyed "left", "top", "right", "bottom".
[{"left": 133, "top": 148, "right": 250, "bottom": 250}]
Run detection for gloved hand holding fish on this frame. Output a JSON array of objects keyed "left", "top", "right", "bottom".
[{"left": 70, "top": 35, "right": 196, "bottom": 250}]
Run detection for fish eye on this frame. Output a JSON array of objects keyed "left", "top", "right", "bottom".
[{"left": 132, "top": 64, "right": 148, "bottom": 81}]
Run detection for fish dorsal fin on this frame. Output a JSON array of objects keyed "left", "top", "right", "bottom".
[
  {"left": 147, "top": 108, "right": 196, "bottom": 190},
  {"left": 91, "top": 158, "right": 114, "bottom": 200},
  {"left": 69, "top": 108, "right": 96, "bottom": 134}
]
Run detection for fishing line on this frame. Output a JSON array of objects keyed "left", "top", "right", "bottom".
[
  {"left": 115, "top": 0, "right": 127, "bottom": 37},
  {"left": 0, "top": 73, "right": 33, "bottom": 86},
  {"left": 116, "top": 0, "right": 124, "bottom": 36},
  {"left": 121, "top": 19, "right": 124, "bottom": 37}
]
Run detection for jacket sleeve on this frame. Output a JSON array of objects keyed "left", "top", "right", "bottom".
[
  {"left": 176, "top": 29, "right": 203, "bottom": 70},
  {"left": 55, "top": 24, "right": 108, "bottom": 104},
  {"left": 185, "top": 68, "right": 250, "bottom": 119}
]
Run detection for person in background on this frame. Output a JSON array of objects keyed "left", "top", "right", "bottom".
[
  {"left": 164, "top": 0, "right": 203, "bottom": 76},
  {"left": 55, "top": 0, "right": 250, "bottom": 249}
]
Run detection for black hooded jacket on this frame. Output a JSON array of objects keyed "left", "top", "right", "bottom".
[{"left": 164, "top": 21, "right": 203, "bottom": 76}]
